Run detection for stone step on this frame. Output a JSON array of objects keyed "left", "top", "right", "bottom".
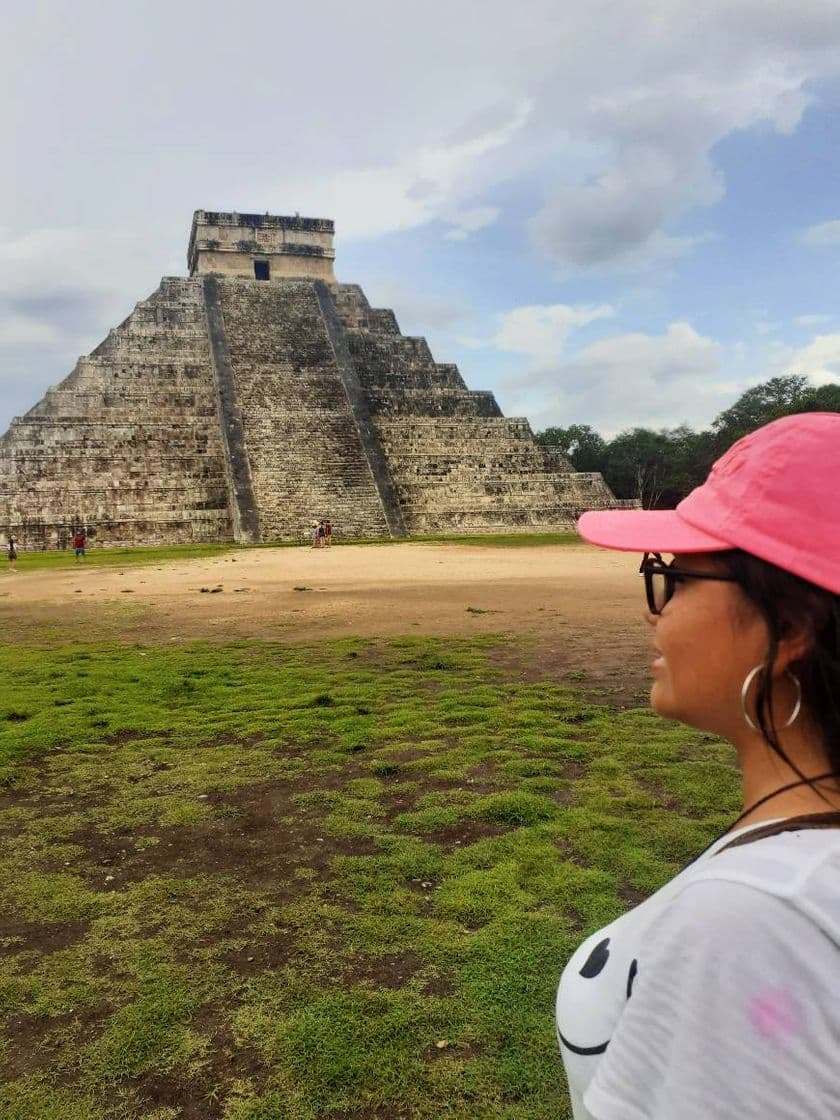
[
  {"left": 431, "top": 364, "right": 467, "bottom": 389},
  {"left": 395, "top": 474, "right": 584, "bottom": 490},
  {"left": 383, "top": 452, "right": 549, "bottom": 468},
  {"left": 404, "top": 511, "right": 579, "bottom": 532},
  {"left": 329, "top": 284, "right": 401, "bottom": 334},
  {"left": 215, "top": 278, "right": 391, "bottom": 540},
  {"left": 376, "top": 414, "right": 533, "bottom": 432},
  {"left": 366, "top": 389, "right": 501, "bottom": 418}
]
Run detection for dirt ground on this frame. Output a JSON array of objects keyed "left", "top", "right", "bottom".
[{"left": 0, "top": 541, "right": 653, "bottom": 699}]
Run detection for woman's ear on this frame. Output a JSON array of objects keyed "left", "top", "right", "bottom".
[{"left": 774, "top": 618, "right": 812, "bottom": 675}]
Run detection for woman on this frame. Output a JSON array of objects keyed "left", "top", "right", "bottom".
[{"left": 556, "top": 412, "right": 840, "bottom": 1119}]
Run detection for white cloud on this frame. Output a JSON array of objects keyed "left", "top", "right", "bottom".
[
  {"left": 786, "top": 332, "right": 840, "bottom": 384},
  {"left": 503, "top": 321, "right": 726, "bottom": 435},
  {"left": 493, "top": 302, "right": 615, "bottom": 364},
  {"left": 443, "top": 206, "right": 500, "bottom": 241},
  {"left": 0, "top": 312, "right": 60, "bottom": 349},
  {"left": 560, "top": 322, "right": 722, "bottom": 389},
  {"left": 0, "top": 227, "right": 102, "bottom": 283},
  {"left": 521, "top": 4, "right": 840, "bottom": 269},
  {"left": 530, "top": 141, "right": 722, "bottom": 269},
  {"left": 232, "top": 3, "right": 840, "bottom": 267},
  {"left": 0, "top": 226, "right": 162, "bottom": 300},
  {"left": 0, "top": 225, "right": 162, "bottom": 387},
  {"left": 503, "top": 323, "right": 840, "bottom": 437},
  {"left": 453, "top": 334, "right": 487, "bottom": 350},
  {"left": 800, "top": 219, "right": 840, "bottom": 247},
  {"left": 292, "top": 100, "right": 532, "bottom": 242},
  {"left": 364, "top": 278, "right": 470, "bottom": 332},
  {"left": 530, "top": 67, "right": 812, "bottom": 269}
]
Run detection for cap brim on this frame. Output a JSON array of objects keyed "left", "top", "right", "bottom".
[{"left": 576, "top": 509, "right": 731, "bottom": 553}]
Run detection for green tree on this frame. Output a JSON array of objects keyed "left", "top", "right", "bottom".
[
  {"left": 799, "top": 382, "right": 840, "bottom": 412},
  {"left": 657, "top": 425, "right": 716, "bottom": 506},
  {"left": 535, "top": 424, "right": 607, "bottom": 472},
  {"left": 539, "top": 374, "right": 840, "bottom": 510},
  {"left": 602, "top": 428, "right": 672, "bottom": 508},
  {"left": 600, "top": 426, "right": 714, "bottom": 508},
  {"left": 711, "top": 375, "right": 810, "bottom": 448}
]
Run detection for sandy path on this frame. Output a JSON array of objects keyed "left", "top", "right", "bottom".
[
  {"left": 0, "top": 542, "right": 641, "bottom": 633},
  {"left": 0, "top": 543, "right": 653, "bottom": 696}
]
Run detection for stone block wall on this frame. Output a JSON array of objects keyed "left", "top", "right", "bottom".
[
  {"left": 0, "top": 277, "right": 231, "bottom": 548},
  {"left": 214, "top": 279, "right": 389, "bottom": 540},
  {"left": 0, "top": 261, "right": 630, "bottom": 548},
  {"left": 330, "top": 283, "right": 611, "bottom": 533},
  {"left": 189, "top": 211, "right": 336, "bottom": 282}
]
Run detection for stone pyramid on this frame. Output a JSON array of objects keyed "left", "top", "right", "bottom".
[{"left": 0, "top": 211, "right": 630, "bottom": 547}]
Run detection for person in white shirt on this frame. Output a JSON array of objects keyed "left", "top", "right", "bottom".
[{"left": 556, "top": 412, "right": 840, "bottom": 1120}]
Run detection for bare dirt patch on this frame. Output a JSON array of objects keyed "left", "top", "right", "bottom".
[
  {"left": 0, "top": 541, "right": 653, "bottom": 699},
  {"left": 67, "top": 780, "right": 379, "bottom": 895},
  {"left": 0, "top": 543, "right": 642, "bottom": 637},
  {"left": 2, "top": 916, "right": 91, "bottom": 957}
]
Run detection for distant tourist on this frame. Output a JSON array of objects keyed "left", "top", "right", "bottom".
[
  {"left": 73, "top": 529, "right": 86, "bottom": 560},
  {"left": 7, "top": 537, "right": 16, "bottom": 572},
  {"left": 324, "top": 519, "right": 332, "bottom": 546},
  {"left": 312, "top": 521, "right": 321, "bottom": 548},
  {"left": 318, "top": 520, "right": 326, "bottom": 547}
]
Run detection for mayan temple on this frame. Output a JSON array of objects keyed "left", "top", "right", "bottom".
[{"left": 0, "top": 211, "right": 628, "bottom": 547}]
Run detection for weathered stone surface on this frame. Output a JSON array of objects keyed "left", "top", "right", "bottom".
[
  {"left": 189, "top": 211, "right": 335, "bottom": 282},
  {"left": 0, "top": 277, "right": 231, "bottom": 547},
  {"left": 212, "top": 277, "right": 390, "bottom": 540},
  {"left": 0, "top": 212, "right": 633, "bottom": 547}
]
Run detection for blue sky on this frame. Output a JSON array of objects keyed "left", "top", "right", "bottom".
[{"left": 3, "top": 0, "right": 840, "bottom": 438}]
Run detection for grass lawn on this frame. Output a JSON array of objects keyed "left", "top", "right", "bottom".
[
  {"left": 7, "top": 544, "right": 243, "bottom": 572},
  {"left": 0, "top": 636, "right": 739, "bottom": 1119},
  {"left": 11, "top": 533, "right": 581, "bottom": 573}
]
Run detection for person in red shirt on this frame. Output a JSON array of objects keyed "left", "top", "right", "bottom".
[{"left": 73, "top": 530, "right": 86, "bottom": 560}]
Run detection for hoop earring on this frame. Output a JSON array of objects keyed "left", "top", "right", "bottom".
[{"left": 741, "top": 664, "right": 802, "bottom": 732}]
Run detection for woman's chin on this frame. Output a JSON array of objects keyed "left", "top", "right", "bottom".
[
  {"left": 649, "top": 681, "right": 675, "bottom": 719},
  {"left": 650, "top": 685, "right": 705, "bottom": 731}
]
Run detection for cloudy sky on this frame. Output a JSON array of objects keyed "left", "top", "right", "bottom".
[{"left": 3, "top": 0, "right": 840, "bottom": 437}]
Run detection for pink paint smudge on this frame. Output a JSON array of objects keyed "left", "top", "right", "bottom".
[{"left": 749, "top": 988, "right": 801, "bottom": 1042}]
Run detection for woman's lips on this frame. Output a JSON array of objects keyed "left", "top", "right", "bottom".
[{"left": 651, "top": 652, "right": 665, "bottom": 671}]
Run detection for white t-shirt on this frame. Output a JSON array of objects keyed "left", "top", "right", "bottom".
[{"left": 556, "top": 821, "right": 840, "bottom": 1119}]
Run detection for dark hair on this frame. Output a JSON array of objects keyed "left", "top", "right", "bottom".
[{"left": 721, "top": 550, "right": 840, "bottom": 784}]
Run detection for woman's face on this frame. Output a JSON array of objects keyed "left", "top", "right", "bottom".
[{"left": 647, "top": 553, "right": 769, "bottom": 739}]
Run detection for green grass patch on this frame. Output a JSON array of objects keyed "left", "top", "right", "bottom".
[
  {"left": 8, "top": 532, "right": 581, "bottom": 575},
  {"left": 0, "top": 633, "right": 739, "bottom": 1118},
  {"left": 7, "top": 542, "right": 242, "bottom": 571}
]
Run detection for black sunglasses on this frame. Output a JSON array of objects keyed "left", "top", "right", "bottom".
[{"left": 639, "top": 552, "right": 737, "bottom": 615}]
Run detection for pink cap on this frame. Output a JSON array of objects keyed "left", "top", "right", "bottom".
[{"left": 577, "top": 412, "right": 840, "bottom": 595}]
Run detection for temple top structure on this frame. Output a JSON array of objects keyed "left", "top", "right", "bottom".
[{"left": 188, "top": 210, "right": 336, "bottom": 282}]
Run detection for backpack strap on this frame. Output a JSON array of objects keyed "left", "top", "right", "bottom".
[{"left": 717, "top": 811, "right": 840, "bottom": 854}]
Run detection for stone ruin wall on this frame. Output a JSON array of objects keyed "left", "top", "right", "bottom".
[
  {"left": 0, "top": 219, "right": 634, "bottom": 549},
  {"left": 332, "top": 285, "right": 629, "bottom": 535},
  {"left": 0, "top": 278, "right": 232, "bottom": 548},
  {"left": 209, "top": 277, "right": 391, "bottom": 540},
  {"left": 188, "top": 211, "right": 336, "bottom": 283}
]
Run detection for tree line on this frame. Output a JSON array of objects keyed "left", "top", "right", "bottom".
[{"left": 536, "top": 375, "right": 840, "bottom": 508}]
